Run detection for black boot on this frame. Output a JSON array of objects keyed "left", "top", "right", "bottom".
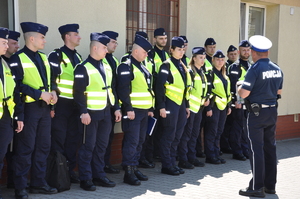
[
  {"left": 133, "top": 166, "right": 148, "bottom": 181},
  {"left": 123, "top": 166, "right": 141, "bottom": 186}
]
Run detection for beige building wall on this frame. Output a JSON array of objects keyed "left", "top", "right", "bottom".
[
  {"left": 179, "top": 0, "right": 241, "bottom": 58},
  {"left": 18, "top": 0, "right": 127, "bottom": 61}
]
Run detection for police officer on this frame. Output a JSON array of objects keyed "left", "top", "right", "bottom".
[
  {"left": 2, "top": 30, "right": 21, "bottom": 189},
  {"left": 48, "top": 23, "right": 82, "bottom": 183},
  {"left": 203, "top": 37, "right": 216, "bottom": 70},
  {"left": 117, "top": 34, "right": 154, "bottom": 185},
  {"left": 220, "top": 44, "right": 238, "bottom": 154},
  {"left": 101, "top": 30, "right": 121, "bottom": 174},
  {"left": 179, "top": 35, "right": 190, "bottom": 66},
  {"left": 73, "top": 33, "right": 121, "bottom": 191},
  {"left": 239, "top": 35, "right": 283, "bottom": 198},
  {"left": 155, "top": 36, "right": 191, "bottom": 175},
  {"left": 177, "top": 47, "right": 209, "bottom": 169},
  {"left": 0, "top": 27, "right": 23, "bottom": 199},
  {"left": 227, "top": 40, "right": 252, "bottom": 161},
  {"left": 204, "top": 50, "right": 231, "bottom": 165},
  {"left": 10, "top": 22, "right": 58, "bottom": 198},
  {"left": 1, "top": 30, "right": 20, "bottom": 63}
]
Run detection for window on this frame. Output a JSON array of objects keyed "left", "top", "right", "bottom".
[
  {"left": 126, "top": 0, "right": 179, "bottom": 51},
  {"left": 0, "top": 0, "right": 18, "bottom": 30},
  {"left": 240, "top": 3, "right": 266, "bottom": 40}
]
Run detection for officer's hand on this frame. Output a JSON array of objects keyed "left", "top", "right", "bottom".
[
  {"left": 127, "top": 111, "right": 135, "bottom": 120},
  {"left": 206, "top": 110, "right": 213, "bottom": 117},
  {"left": 40, "top": 92, "right": 52, "bottom": 105},
  {"left": 160, "top": 108, "right": 167, "bottom": 118},
  {"left": 50, "top": 110, "right": 55, "bottom": 118},
  {"left": 115, "top": 110, "right": 122, "bottom": 122},
  {"left": 204, "top": 99, "right": 210, "bottom": 107},
  {"left": 227, "top": 108, "right": 232, "bottom": 115},
  {"left": 235, "top": 101, "right": 242, "bottom": 109},
  {"left": 50, "top": 91, "right": 58, "bottom": 105},
  {"left": 186, "top": 108, "right": 190, "bottom": 118},
  {"left": 81, "top": 113, "right": 91, "bottom": 125},
  {"left": 148, "top": 111, "right": 154, "bottom": 117},
  {"left": 15, "top": 121, "right": 24, "bottom": 133}
]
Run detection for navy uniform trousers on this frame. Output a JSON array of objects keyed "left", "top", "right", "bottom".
[
  {"left": 178, "top": 109, "right": 203, "bottom": 162},
  {"left": 122, "top": 108, "right": 148, "bottom": 166},
  {"left": 220, "top": 111, "right": 233, "bottom": 150},
  {"left": 160, "top": 98, "right": 187, "bottom": 168},
  {"left": 51, "top": 97, "right": 80, "bottom": 173},
  {"left": 247, "top": 107, "right": 277, "bottom": 190},
  {"left": 103, "top": 107, "right": 116, "bottom": 165},
  {"left": 0, "top": 107, "right": 13, "bottom": 178},
  {"left": 78, "top": 106, "right": 111, "bottom": 180},
  {"left": 14, "top": 101, "right": 51, "bottom": 189},
  {"left": 228, "top": 107, "right": 249, "bottom": 155},
  {"left": 204, "top": 106, "right": 227, "bottom": 158}
]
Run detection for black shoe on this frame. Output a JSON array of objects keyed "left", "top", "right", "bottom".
[
  {"left": 80, "top": 180, "right": 96, "bottom": 191},
  {"left": 239, "top": 187, "right": 265, "bottom": 198},
  {"left": 189, "top": 159, "right": 205, "bottom": 167},
  {"left": 196, "top": 152, "right": 206, "bottom": 158},
  {"left": 161, "top": 166, "right": 180, "bottom": 176},
  {"left": 138, "top": 159, "right": 155, "bottom": 168},
  {"left": 205, "top": 157, "right": 221, "bottom": 164},
  {"left": 233, "top": 154, "right": 247, "bottom": 161},
  {"left": 29, "top": 184, "right": 58, "bottom": 194},
  {"left": 93, "top": 177, "right": 116, "bottom": 187},
  {"left": 265, "top": 187, "right": 276, "bottom": 194},
  {"left": 174, "top": 166, "right": 185, "bottom": 174},
  {"left": 15, "top": 189, "right": 28, "bottom": 199},
  {"left": 217, "top": 157, "right": 226, "bottom": 164},
  {"left": 133, "top": 166, "right": 148, "bottom": 181},
  {"left": 123, "top": 166, "right": 141, "bottom": 185},
  {"left": 244, "top": 153, "right": 250, "bottom": 159},
  {"left": 70, "top": 173, "right": 80, "bottom": 183},
  {"left": 178, "top": 161, "right": 194, "bottom": 169},
  {"left": 104, "top": 164, "right": 120, "bottom": 174},
  {"left": 221, "top": 147, "right": 232, "bottom": 154}
]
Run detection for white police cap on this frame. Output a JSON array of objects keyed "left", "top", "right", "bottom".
[{"left": 249, "top": 35, "right": 272, "bottom": 52}]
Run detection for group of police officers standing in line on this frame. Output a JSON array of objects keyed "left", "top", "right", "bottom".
[{"left": 0, "top": 21, "right": 283, "bottom": 199}]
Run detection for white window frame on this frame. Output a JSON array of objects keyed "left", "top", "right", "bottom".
[{"left": 241, "top": 2, "right": 266, "bottom": 40}]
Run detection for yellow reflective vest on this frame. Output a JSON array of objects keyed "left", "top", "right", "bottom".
[
  {"left": 18, "top": 52, "right": 51, "bottom": 103},
  {"left": 56, "top": 51, "right": 82, "bottom": 99},
  {"left": 211, "top": 72, "right": 231, "bottom": 111},
  {"left": 0, "top": 60, "right": 15, "bottom": 119},
  {"left": 154, "top": 51, "right": 169, "bottom": 73},
  {"left": 83, "top": 61, "right": 115, "bottom": 110}
]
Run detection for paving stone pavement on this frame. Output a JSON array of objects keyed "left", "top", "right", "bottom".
[{"left": 1, "top": 138, "right": 299, "bottom": 199}]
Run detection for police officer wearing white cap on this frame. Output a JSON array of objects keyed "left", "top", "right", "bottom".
[{"left": 238, "top": 35, "right": 283, "bottom": 198}]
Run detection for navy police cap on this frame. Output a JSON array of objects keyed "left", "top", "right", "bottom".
[
  {"left": 154, "top": 28, "right": 166, "bottom": 37},
  {"left": 239, "top": 40, "right": 250, "bottom": 47},
  {"left": 227, "top": 45, "right": 237, "bottom": 52},
  {"left": 204, "top": 38, "right": 216, "bottom": 46},
  {"left": 0, "top": 27, "right": 9, "bottom": 39},
  {"left": 249, "top": 35, "right": 272, "bottom": 52},
  {"left": 134, "top": 34, "right": 152, "bottom": 52},
  {"left": 90, "top": 32, "right": 110, "bottom": 45},
  {"left": 171, "top": 36, "right": 185, "bottom": 48},
  {"left": 192, "top": 47, "right": 206, "bottom": 55},
  {"left": 58, "top": 23, "right": 79, "bottom": 35},
  {"left": 102, "top": 31, "right": 119, "bottom": 41},
  {"left": 8, "top": 30, "right": 20, "bottom": 41},
  {"left": 20, "top": 22, "right": 48, "bottom": 36},
  {"left": 179, "top": 35, "right": 188, "bottom": 43},
  {"left": 135, "top": 31, "right": 148, "bottom": 39},
  {"left": 213, "top": 50, "right": 225, "bottom": 58}
]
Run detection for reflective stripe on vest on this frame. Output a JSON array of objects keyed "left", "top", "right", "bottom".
[
  {"left": 189, "top": 71, "right": 208, "bottom": 113},
  {"left": 212, "top": 74, "right": 231, "bottom": 110},
  {"left": 154, "top": 51, "right": 169, "bottom": 73},
  {"left": 19, "top": 52, "right": 51, "bottom": 103},
  {"left": 84, "top": 61, "right": 114, "bottom": 110},
  {"left": 56, "top": 52, "right": 82, "bottom": 99},
  {"left": 0, "top": 60, "right": 15, "bottom": 118},
  {"left": 130, "top": 64, "right": 154, "bottom": 109}
]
